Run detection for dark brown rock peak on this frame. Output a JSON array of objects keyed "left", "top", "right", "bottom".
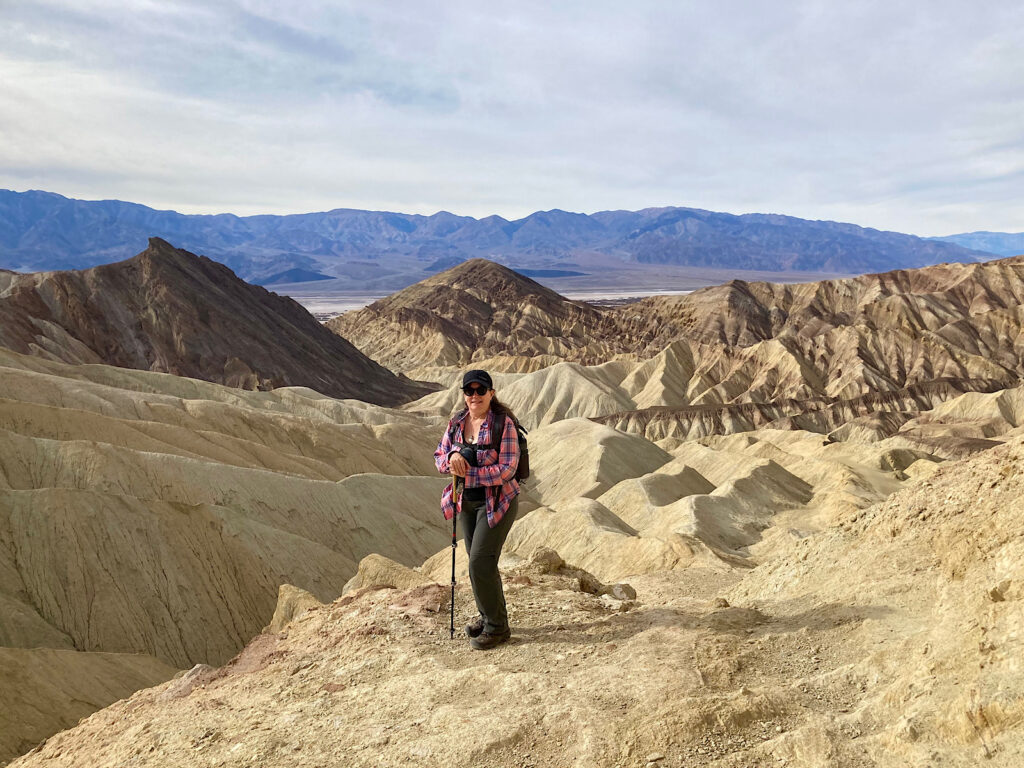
[
  {"left": 328, "top": 258, "right": 604, "bottom": 371},
  {"left": 0, "top": 240, "right": 435, "bottom": 405}
]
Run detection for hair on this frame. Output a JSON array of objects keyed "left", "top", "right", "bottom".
[{"left": 488, "top": 393, "right": 518, "bottom": 424}]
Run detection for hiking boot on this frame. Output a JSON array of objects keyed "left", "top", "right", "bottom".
[
  {"left": 465, "top": 616, "right": 485, "bottom": 638},
  {"left": 470, "top": 627, "right": 511, "bottom": 650}
]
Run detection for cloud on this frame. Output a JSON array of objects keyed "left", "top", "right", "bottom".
[{"left": 1, "top": 0, "right": 1023, "bottom": 235}]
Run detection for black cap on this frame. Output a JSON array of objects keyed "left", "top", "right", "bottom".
[{"left": 461, "top": 369, "right": 493, "bottom": 389}]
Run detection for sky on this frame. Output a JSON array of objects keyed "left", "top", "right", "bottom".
[{"left": 1, "top": 0, "right": 1022, "bottom": 236}]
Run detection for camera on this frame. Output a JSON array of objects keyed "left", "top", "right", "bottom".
[{"left": 452, "top": 443, "right": 478, "bottom": 466}]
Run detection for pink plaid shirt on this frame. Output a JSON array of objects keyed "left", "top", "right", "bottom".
[{"left": 434, "top": 410, "right": 520, "bottom": 528}]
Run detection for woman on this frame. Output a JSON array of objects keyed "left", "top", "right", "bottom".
[{"left": 434, "top": 369, "right": 520, "bottom": 650}]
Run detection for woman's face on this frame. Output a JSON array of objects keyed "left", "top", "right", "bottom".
[{"left": 464, "top": 383, "right": 494, "bottom": 417}]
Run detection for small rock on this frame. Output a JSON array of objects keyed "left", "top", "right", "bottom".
[
  {"left": 529, "top": 547, "right": 565, "bottom": 574},
  {"left": 987, "top": 579, "right": 1011, "bottom": 602},
  {"left": 577, "top": 573, "right": 604, "bottom": 595},
  {"left": 265, "top": 584, "right": 323, "bottom": 632},
  {"left": 714, "top": 597, "right": 730, "bottom": 608},
  {"left": 645, "top": 753, "right": 665, "bottom": 763},
  {"left": 606, "top": 583, "right": 637, "bottom": 601},
  {"left": 898, "top": 716, "right": 920, "bottom": 742}
]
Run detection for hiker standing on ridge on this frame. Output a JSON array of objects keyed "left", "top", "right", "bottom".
[{"left": 434, "top": 369, "right": 521, "bottom": 650}]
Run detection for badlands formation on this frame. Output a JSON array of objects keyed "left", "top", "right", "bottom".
[
  {"left": 1, "top": 248, "right": 1023, "bottom": 766},
  {"left": 0, "top": 347, "right": 449, "bottom": 762}
]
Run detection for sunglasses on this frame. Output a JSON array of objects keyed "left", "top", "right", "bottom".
[{"left": 462, "top": 385, "right": 489, "bottom": 396}]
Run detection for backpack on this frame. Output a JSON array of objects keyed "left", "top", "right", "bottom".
[{"left": 449, "top": 409, "right": 530, "bottom": 482}]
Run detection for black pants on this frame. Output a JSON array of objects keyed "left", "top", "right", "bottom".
[{"left": 461, "top": 490, "right": 518, "bottom": 634}]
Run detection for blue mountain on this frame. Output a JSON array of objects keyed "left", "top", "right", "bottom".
[
  {"left": 930, "top": 231, "right": 1024, "bottom": 258},
  {"left": 0, "top": 189, "right": 995, "bottom": 282}
]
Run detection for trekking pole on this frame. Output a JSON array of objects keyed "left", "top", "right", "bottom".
[{"left": 450, "top": 476, "right": 462, "bottom": 640}]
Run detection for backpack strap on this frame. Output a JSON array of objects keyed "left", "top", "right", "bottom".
[
  {"left": 454, "top": 410, "right": 527, "bottom": 452},
  {"left": 447, "top": 409, "right": 469, "bottom": 444},
  {"left": 484, "top": 414, "right": 527, "bottom": 451}
]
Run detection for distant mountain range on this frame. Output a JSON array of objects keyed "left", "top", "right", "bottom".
[
  {"left": 930, "top": 231, "right": 1024, "bottom": 257},
  {"left": 0, "top": 189, "right": 1000, "bottom": 286}
]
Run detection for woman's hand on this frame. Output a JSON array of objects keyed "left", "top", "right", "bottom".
[{"left": 449, "top": 452, "right": 469, "bottom": 478}]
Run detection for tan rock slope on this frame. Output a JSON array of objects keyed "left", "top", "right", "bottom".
[
  {"left": 463, "top": 418, "right": 958, "bottom": 584},
  {"left": 0, "top": 648, "right": 177, "bottom": 763},
  {"left": 13, "top": 437, "right": 1021, "bottom": 768},
  {"left": 0, "top": 238, "right": 434, "bottom": 405},
  {"left": 0, "top": 347, "right": 453, "bottom": 763},
  {"left": 0, "top": 348, "right": 451, "bottom": 665}
]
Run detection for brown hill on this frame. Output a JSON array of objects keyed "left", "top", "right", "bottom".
[
  {"left": 333, "top": 257, "right": 1024, "bottom": 408},
  {"left": 593, "top": 375, "right": 1013, "bottom": 444},
  {"left": 0, "top": 238, "right": 433, "bottom": 406},
  {"left": 583, "top": 258, "right": 1024, "bottom": 439},
  {"left": 327, "top": 258, "right": 608, "bottom": 371},
  {"left": 615, "top": 254, "right": 1024, "bottom": 351}
]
